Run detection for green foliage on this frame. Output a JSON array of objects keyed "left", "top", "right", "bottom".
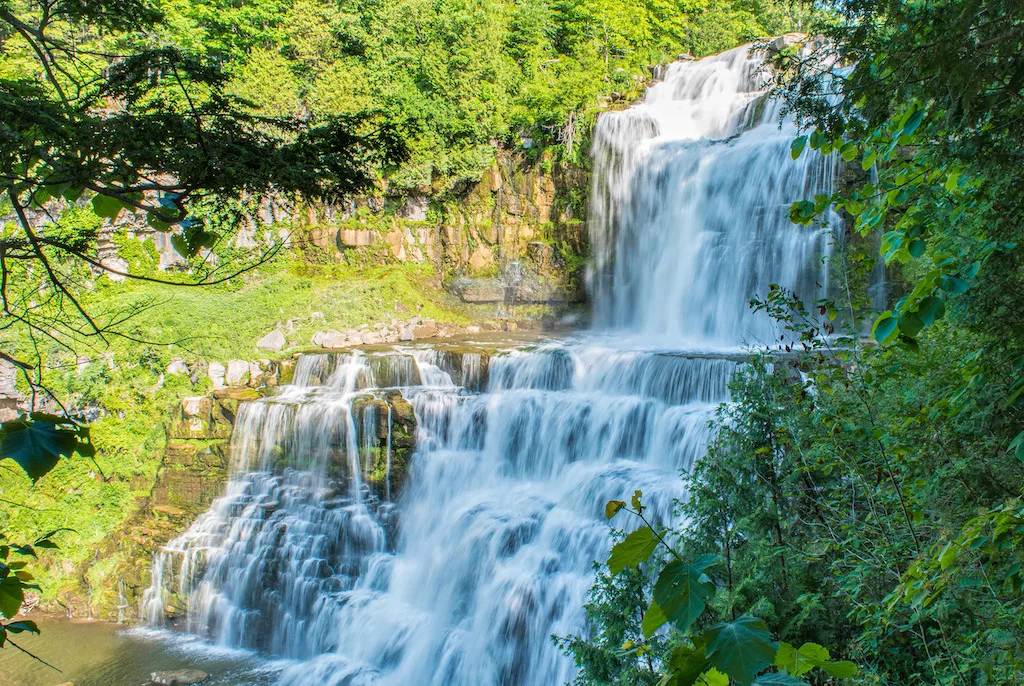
[
  {"left": 577, "top": 497, "right": 855, "bottom": 685},
  {"left": 0, "top": 414, "right": 94, "bottom": 481},
  {"left": 0, "top": 531, "right": 59, "bottom": 655}
]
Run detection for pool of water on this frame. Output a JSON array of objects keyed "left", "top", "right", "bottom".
[{"left": 0, "top": 618, "right": 284, "bottom": 686}]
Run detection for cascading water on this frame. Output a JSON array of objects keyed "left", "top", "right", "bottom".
[{"left": 143, "top": 43, "right": 839, "bottom": 685}]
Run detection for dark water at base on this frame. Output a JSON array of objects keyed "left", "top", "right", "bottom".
[{"left": 0, "top": 618, "right": 282, "bottom": 686}]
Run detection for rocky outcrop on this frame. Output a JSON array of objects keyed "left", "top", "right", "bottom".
[
  {"left": 151, "top": 670, "right": 209, "bottom": 685},
  {"left": 350, "top": 390, "right": 418, "bottom": 495}
]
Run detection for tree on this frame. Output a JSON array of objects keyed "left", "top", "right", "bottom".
[{"left": 0, "top": 0, "right": 405, "bottom": 479}]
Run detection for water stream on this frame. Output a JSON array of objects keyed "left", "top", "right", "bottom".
[{"left": 141, "top": 44, "right": 839, "bottom": 685}]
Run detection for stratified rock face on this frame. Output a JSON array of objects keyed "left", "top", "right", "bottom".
[{"left": 339, "top": 228, "right": 375, "bottom": 247}]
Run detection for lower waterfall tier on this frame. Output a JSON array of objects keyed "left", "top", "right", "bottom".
[{"left": 143, "top": 341, "right": 733, "bottom": 684}]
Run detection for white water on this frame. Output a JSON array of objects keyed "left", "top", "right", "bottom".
[{"left": 143, "top": 45, "right": 839, "bottom": 685}]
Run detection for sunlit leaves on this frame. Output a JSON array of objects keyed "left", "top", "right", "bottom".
[
  {"left": 608, "top": 527, "right": 659, "bottom": 575},
  {"left": 790, "top": 136, "right": 806, "bottom": 160},
  {"left": 775, "top": 642, "right": 856, "bottom": 679},
  {"left": 642, "top": 599, "right": 668, "bottom": 638},
  {"left": 606, "top": 499, "right": 627, "bottom": 519}
]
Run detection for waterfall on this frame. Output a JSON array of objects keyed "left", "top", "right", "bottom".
[
  {"left": 142, "top": 44, "right": 838, "bottom": 685},
  {"left": 589, "top": 45, "right": 838, "bottom": 346}
]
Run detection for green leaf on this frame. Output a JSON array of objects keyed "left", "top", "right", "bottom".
[
  {"left": 608, "top": 527, "right": 658, "bottom": 575},
  {"left": 147, "top": 213, "right": 175, "bottom": 232},
  {"left": 916, "top": 296, "right": 945, "bottom": 326},
  {"left": 945, "top": 171, "right": 960, "bottom": 192},
  {"left": 643, "top": 599, "right": 668, "bottom": 638},
  {"left": 605, "top": 500, "right": 626, "bottom": 519},
  {"left": 704, "top": 616, "right": 778, "bottom": 686},
  {"left": 0, "top": 576, "right": 25, "bottom": 619},
  {"left": 908, "top": 239, "right": 925, "bottom": 257},
  {"left": 91, "top": 193, "right": 126, "bottom": 220},
  {"left": 872, "top": 313, "right": 899, "bottom": 344},
  {"left": 861, "top": 149, "right": 877, "bottom": 171},
  {"left": 940, "top": 276, "right": 969, "bottom": 295},
  {"left": 902, "top": 108, "right": 925, "bottom": 136},
  {"left": 938, "top": 542, "right": 956, "bottom": 570},
  {"left": 897, "top": 312, "right": 924, "bottom": 338},
  {"left": 663, "top": 640, "right": 711, "bottom": 686},
  {"left": 790, "top": 136, "right": 807, "bottom": 160},
  {"left": 819, "top": 661, "right": 857, "bottom": 678},
  {"left": 1009, "top": 430, "right": 1024, "bottom": 463},
  {"left": 775, "top": 642, "right": 828, "bottom": 677},
  {"left": 0, "top": 416, "right": 83, "bottom": 481},
  {"left": 840, "top": 141, "right": 858, "bottom": 162},
  {"left": 697, "top": 668, "right": 729, "bottom": 686},
  {"left": 4, "top": 620, "right": 39, "bottom": 635},
  {"left": 654, "top": 556, "right": 718, "bottom": 632}
]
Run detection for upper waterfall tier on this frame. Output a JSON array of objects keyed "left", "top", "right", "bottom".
[{"left": 589, "top": 45, "right": 840, "bottom": 347}]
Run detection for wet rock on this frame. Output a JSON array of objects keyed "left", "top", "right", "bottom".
[
  {"left": 150, "top": 669, "right": 209, "bottom": 685},
  {"left": 454, "top": 278, "right": 505, "bottom": 303},
  {"left": 181, "top": 397, "right": 208, "bottom": 418},
  {"left": 249, "top": 361, "right": 264, "bottom": 386},
  {"left": 257, "top": 329, "right": 286, "bottom": 351}
]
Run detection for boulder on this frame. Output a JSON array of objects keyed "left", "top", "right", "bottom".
[
  {"left": 249, "top": 362, "right": 264, "bottom": 386},
  {"left": 466, "top": 325, "right": 481, "bottom": 334},
  {"left": 208, "top": 362, "right": 226, "bottom": 389},
  {"left": 362, "top": 331, "right": 383, "bottom": 345},
  {"left": 150, "top": 670, "right": 209, "bottom": 685},
  {"left": 399, "top": 327, "right": 415, "bottom": 342},
  {"left": 413, "top": 322, "right": 438, "bottom": 339},
  {"left": 768, "top": 32, "right": 805, "bottom": 56},
  {"left": 257, "top": 329, "right": 286, "bottom": 351},
  {"left": 166, "top": 359, "right": 189, "bottom": 376},
  {"left": 321, "top": 331, "right": 347, "bottom": 348},
  {"left": 225, "top": 360, "right": 249, "bottom": 386},
  {"left": 181, "top": 397, "right": 208, "bottom": 418}
]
